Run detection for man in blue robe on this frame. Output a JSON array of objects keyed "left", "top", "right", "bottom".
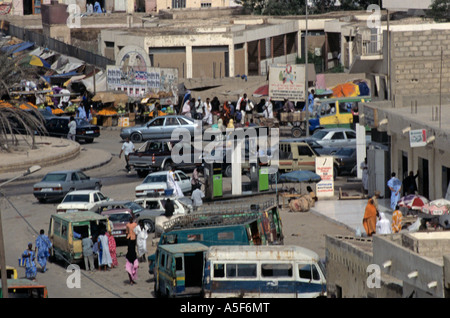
[
  {"left": 35, "top": 229, "right": 52, "bottom": 273},
  {"left": 387, "top": 172, "right": 402, "bottom": 210}
]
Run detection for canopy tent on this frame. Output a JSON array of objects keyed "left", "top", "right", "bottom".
[
  {"left": 92, "top": 91, "right": 129, "bottom": 106},
  {"left": 279, "top": 170, "right": 321, "bottom": 183},
  {"left": 1, "top": 41, "right": 34, "bottom": 55},
  {"left": 252, "top": 84, "right": 269, "bottom": 97},
  {"left": 80, "top": 71, "right": 107, "bottom": 94}
]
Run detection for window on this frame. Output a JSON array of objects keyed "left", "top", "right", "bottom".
[
  {"left": 217, "top": 232, "right": 234, "bottom": 240},
  {"left": 78, "top": 172, "right": 89, "bottom": 180},
  {"left": 93, "top": 194, "right": 99, "bottom": 202},
  {"left": 299, "top": 264, "right": 320, "bottom": 281},
  {"left": 178, "top": 117, "right": 193, "bottom": 125},
  {"left": 54, "top": 219, "right": 61, "bottom": 236},
  {"left": 172, "top": 0, "right": 186, "bottom": 8},
  {"left": 226, "top": 264, "right": 257, "bottom": 278},
  {"left": 71, "top": 173, "right": 79, "bottom": 181},
  {"left": 345, "top": 131, "right": 356, "bottom": 139},
  {"left": 298, "top": 146, "right": 313, "bottom": 156},
  {"left": 331, "top": 132, "right": 344, "bottom": 140},
  {"left": 61, "top": 223, "right": 68, "bottom": 238},
  {"left": 178, "top": 173, "right": 189, "bottom": 180},
  {"left": 160, "top": 252, "right": 166, "bottom": 268},
  {"left": 165, "top": 118, "right": 179, "bottom": 126},
  {"left": 187, "top": 234, "right": 202, "bottom": 241},
  {"left": 213, "top": 264, "right": 225, "bottom": 278},
  {"left": 97, "top": 192, "right": 107, "bottom": 201},
  {"left": 261, "top": 263, "right": 292, "bottom": 277},
  {"left": 149, "top": 118, "right": 165, "bottom": 126}
]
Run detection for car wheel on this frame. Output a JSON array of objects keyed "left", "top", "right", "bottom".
[
  {"left": 38, "top": 198, "right": 47, "bottom": 203},
  {"left": 143, "top": 219, "right": 155, "bottom": 233},
  {"left": 130, "top": 133, "right": 143, "bottom": 143},
  {"left": 224, "top": 164, "right": 232, "bottom": 177},
  {"left": 163, "top": 161, "right": 173, "bottom": 171},
  {"left": 85, "top": 138, "right": 94, "bottom": 143},
  {"left": 292, "top": 127, "right": 303, "bottom": 138}
]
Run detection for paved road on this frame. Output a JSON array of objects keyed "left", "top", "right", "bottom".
[{"left": 1, "top": 128, "right": 354, "bottom": 298}]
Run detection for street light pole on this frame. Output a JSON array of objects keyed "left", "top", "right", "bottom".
[
  {"left": 305, "top": 1, "right": 309, "bottom": 136},
  {"left": 0, "top": 165, "right": 41, "bottom": 298}
]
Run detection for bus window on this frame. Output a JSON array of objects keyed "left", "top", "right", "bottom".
[
  {"left": 175, "top": 257, "right": 183, "bottom": 271},
  {"left": 213, "top": 264, "right": 225, "bottom": 278},
  {"left": 299, "top": 264, "right": 320, "bottom": 281},
  {"left": 226, "top": 264, "right": 257, "bottom": 278},
  {"left": 217, "top": 232, "right": 234, "bottom": 240},
  {"left": 187, "top": 234, "right": 202, "bottom": 242},
  {"left": 261, "top": 264, "right": 293, "bottom": 277}
]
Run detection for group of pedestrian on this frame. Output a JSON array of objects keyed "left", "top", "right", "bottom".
[{"left": 19, "top": 230, "right": 52, "bottom": 281}]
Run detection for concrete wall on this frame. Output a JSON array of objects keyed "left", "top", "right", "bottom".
[
  {"left": 390, "top": 29, "right": 450, "bottom": 107},
  {"left": 325, "top": 235, "right": 402, "bottom": 298},
  {"left": 373, "top": 234, "right": 447, "bottom": 298}
]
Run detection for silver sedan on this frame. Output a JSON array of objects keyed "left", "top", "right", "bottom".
[
  {"left": 33, "top": 170, "right": 102, "bottom": 203},
  {"left": 119, "top": 115, "right": 199, "bottom": 143}
]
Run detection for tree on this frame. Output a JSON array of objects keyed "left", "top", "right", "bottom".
[
  {"left": 0, "top": 47, "right": 46, "bottom": 151},
  {"left": 426, "top": 0, "right": 450, "bottom": 22}
]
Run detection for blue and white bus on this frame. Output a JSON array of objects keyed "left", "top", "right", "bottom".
[{"left": 202, "top": 245, "right": 326, "bottom": 298}]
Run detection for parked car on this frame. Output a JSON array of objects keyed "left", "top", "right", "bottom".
[
  {"left": 310, "top": 128, "right": 357, "bottom": 148},
  {"left": 98, "top": 199, "right": 183, "bottom": 233},
  {"left": 333, "top": 147, "right": 357, "bottom": 176},
  {"left": 101, "top": 208, "right": 136, "bottom": 240},
  {"left": 33, "top": 170, "right": 102, "bottom": 203},
  {"left": 119, "top": 115, "right": 199, "bottom": 143},
  {"left": 281, "top": 137, "right": 341, "bottom": 155},
  {"left": 56, "top": 190, "right": 111, "bottom": 213},
  {"left": 135, "top": 170, "right": 192, "bottom": 197},
  {"left": 45, "top": 116, "right": 100, "bottom": 143}
]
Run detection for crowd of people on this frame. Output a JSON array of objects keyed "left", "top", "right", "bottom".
[{"left": 177, "top": 90, "right": 320, "bottom": 129}]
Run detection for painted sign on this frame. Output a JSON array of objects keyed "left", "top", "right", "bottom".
[
  {"left": 315, "top": 156, "right": 334, "bottom": 197},
  {"left": 269, "top": 64, "right": 306, "bottom": 102},
  {"left": 106, "top": 65, "right": 178, "bottom": 101},
  {"left": 409, "top": 129, "right": 427, "bottom": 148}
]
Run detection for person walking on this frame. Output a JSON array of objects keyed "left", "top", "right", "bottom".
[
  {"left": 391, "top": 205, "right": 403, "bottom": 233},
  {"left": 387, "top": 172, "right": 402, "bottom": 210},
  {"left": 134, "top": 220, "right": 149, "bottom": 262},
  {"left": 167, "top": 168, "right": 183, "bottom": 197},
  {"left": 363, "top": 198, "right": 377, "bottom": 237},
  {"left": 402, "top": 170, "right": 419, "bottom": 195},
  {"left": 97, "top": 229, "right": 112, "bottom": 271},
  {"left": 106, "top": 230, "right": 118, "bottom": 268},
  {"left": 376, "top": 212, "right": 392, "bottom": 234},
  {"left": 125, "top": 242, "right": 139, "bottom": 285},
  {"left": 360, "top": 158, "right": 369, "bottom": 194},
  {"left": 35, "top": 229, "right": 52, "bottom": 273},
  {"left": 67, "top": 116, "right": 76, "bottom": 141},
  {"left": 236, "top": 93, "right": 249, "bottom": 125},
  {"left": 191, "top": 185, "right": 205, "bottom": 212},
  {"left": 82, "top": 233, "right": 95, "bottom": 271},
  {"left": 21, "top": 243, "right": 37, "bottom": 281},
  {"left": 164, "top": 198, "right": 175, "bottom": 217},
  {"left": 119, "top": 137, "right": 136, "bottom": 174}
]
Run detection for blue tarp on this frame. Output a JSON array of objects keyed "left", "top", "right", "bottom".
[
  {"left": 279, "top": 170, "right": 321, "bottom": 183},
  {"left": 42, "top": 71, "right": 79, "bottom": 83},
  {"left": 1, "top": 41, "right": 34, "bottom": 55}
]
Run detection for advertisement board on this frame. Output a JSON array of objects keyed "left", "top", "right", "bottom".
[
  {"left": 409, "top": 129, "right": 427, "bottom": 148},
  {"left": 269, "top": 64, "right": 306, "bottom": 102},
  {"left": 315, "top": 156, "right": 334, "bottom": 197}
]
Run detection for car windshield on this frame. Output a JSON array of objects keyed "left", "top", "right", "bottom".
[
  {"left": 62, "top": 194, "right": 90, "bottom": 202},
  {"left": 312, "top": 130, "right": 328, "bottom": 140},
  {"left": 143, "top": 175, "right": 167, "bottom": 183},
  {"left": 123, "top": 202, "right": 143, "bottom": 213},
  {"left": 107, "top": 213, "right": 131, "bottom": 223},
  {"left": 336, "top": 148, "right": 355, "bottom": 156},
  {"left": 42, "top": 173, "right": 67, "bottom": 182}
]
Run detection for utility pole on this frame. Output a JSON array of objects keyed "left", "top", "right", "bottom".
[{"left": 305, "top": 1, "right": 309, "bottom": 136}]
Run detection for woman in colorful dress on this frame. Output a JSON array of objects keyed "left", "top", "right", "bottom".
[
  {"left": 106, "top": 230, "right": 118, "bottom": 268},
  {"left": 22, "top": 243, "right": 37, "bottom": 281}
]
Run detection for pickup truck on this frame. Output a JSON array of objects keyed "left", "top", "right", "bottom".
[
  {"left": 128, "top": 140, "right": 202, "bottom": 178},
  {"left": 276, "top": 141, "right": 339, "bottom": 179}
]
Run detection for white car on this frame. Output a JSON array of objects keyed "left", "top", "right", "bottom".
[
  {"left": 56, "top": 190, "right": 111, "bottom": 213},
  {"left": 135, "top": 170, "right": 192, "bottom": 197}
]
